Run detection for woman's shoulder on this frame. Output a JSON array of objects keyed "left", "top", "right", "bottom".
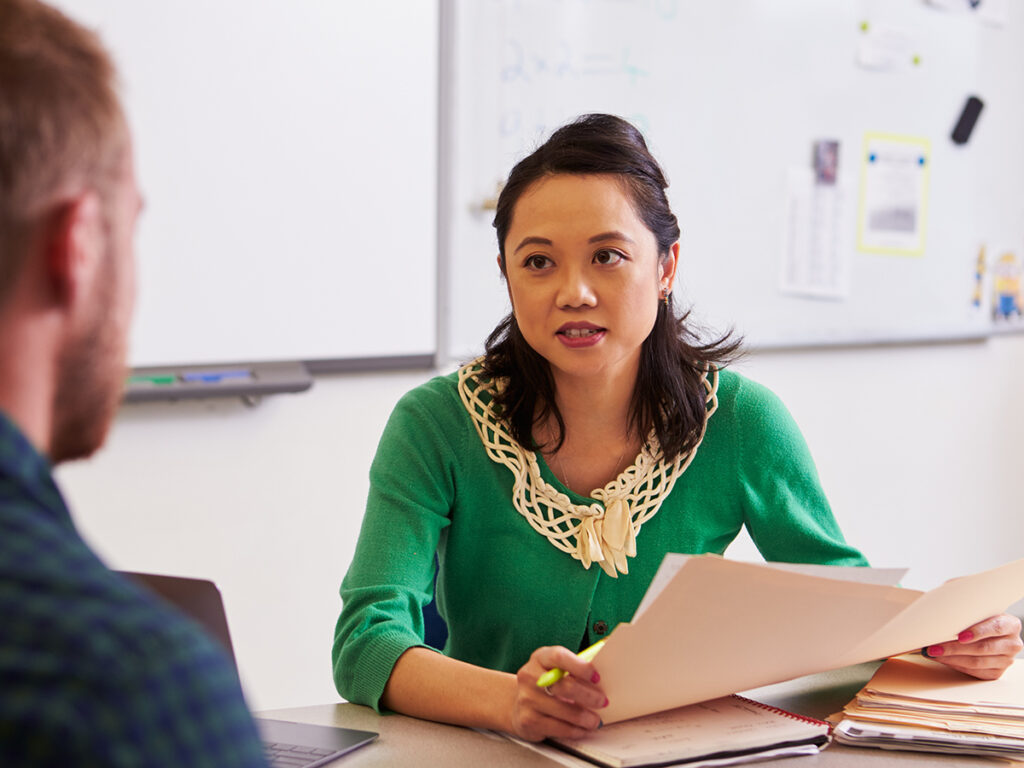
[
  {"left": 376, "top": 361, "right": 499, "bottom": 469},
  {"left": 392, "top": 368, "right": 463, "bottom": 420},
  {"left": 399, "top": 367, "right": 460, "bottom": 401},
  {"left": 711, "top": 367, "right": 792, "bottom": 426},
  {"left": 390, "top": 359, "right": 495, "bottom": 427}
]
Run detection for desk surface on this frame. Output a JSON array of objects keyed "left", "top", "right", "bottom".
[{"left": 260, "top": 664, "right": 997, "bottom": 767}]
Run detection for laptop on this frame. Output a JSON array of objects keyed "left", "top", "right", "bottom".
[{"left": 119, "top": 571, "right": 378, "bottom": 768}]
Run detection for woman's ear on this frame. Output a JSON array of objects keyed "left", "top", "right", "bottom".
[
  {"left": 658, "top": 241, "right": 680, "bottom": 293},
  {"left": 498, "top": 253, "right": 515, "bottom": 310},
  {"left": 42, "top": 191, "right": 103, "bottom": 309}
]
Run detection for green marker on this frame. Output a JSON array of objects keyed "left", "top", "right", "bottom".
[
  {"left": 128, "top": 373, "right": 177, "bottom": 386},
  {"left": 537, "top": 639, "right": 607, "bottom": 688}
]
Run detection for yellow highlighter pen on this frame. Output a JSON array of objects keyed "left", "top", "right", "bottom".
[{"left": 536, "top": 639, "right": 607, "bottom": 688}]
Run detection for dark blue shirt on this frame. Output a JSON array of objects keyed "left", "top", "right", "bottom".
[{"left": 0, "top": 411, "right": 267, "bottom": 767}]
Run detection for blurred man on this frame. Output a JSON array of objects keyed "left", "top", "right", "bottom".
[{"left": 0, "top": 1, "right": 266, "bottom": 764}]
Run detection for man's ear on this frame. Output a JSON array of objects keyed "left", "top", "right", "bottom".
[{"left": 42, "top": 191, "right": 103, "bottom": 308}]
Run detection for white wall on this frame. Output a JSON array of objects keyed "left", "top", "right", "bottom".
[{"left": 55, "top": 2, "right": 1024, "bottom": 714}]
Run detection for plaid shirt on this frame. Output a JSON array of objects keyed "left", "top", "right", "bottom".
[{"left": 0, "top": 411, "right": 267, "bottom": 767}]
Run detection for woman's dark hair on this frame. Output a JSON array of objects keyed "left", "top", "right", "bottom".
[{"left": 481, "top": 113, "right": 742, "bottom": 462}]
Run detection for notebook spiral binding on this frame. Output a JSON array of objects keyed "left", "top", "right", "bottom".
[{"left": 732, "top": 694, "right": 834, "bottom": 734}]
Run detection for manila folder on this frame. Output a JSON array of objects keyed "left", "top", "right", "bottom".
[{"left": 595, "top": 556, "right": 1024, "bottom": 724}]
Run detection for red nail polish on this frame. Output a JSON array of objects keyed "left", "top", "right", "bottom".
[
  {"left": 603, "top": 697, "right": 609, "bottom": 708},
  {"left": 928, "top": 645, "right": 944, "bottom": 657},
  {"left": 591, "top": 672, "right": 600, "bottom": 684},
  {"left": 958, "top": 630, "right": 974, "bottom": 643}
]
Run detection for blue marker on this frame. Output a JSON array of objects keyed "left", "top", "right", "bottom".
[{"left": 182, "top": 369, "right": 253, "bottom": 384}]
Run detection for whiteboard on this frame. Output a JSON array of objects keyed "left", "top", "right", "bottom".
[
  {"left": 55, "top": 0, "right": 438, "bottom": 367},
  {"left": 442, "top": 0, "right": 990, "bottom": 359}
]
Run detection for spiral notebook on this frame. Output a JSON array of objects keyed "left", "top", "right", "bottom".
[{"left": 549, "top": 694, "right": 830, "bottom": 768}]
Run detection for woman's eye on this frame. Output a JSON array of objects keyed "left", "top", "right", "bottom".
[
  {"left": 594, "top": 249, "right": 624, "bottom": 265},
  {"left": 524, "top": 255, "right": 552, "bottom": 270}
]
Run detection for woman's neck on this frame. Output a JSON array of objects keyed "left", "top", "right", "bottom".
[
  {"left": 536, "top": 364, "right": 644, "bottom": 496},
  {"left": 547, "top": 363, "right": 637, "bottom": 444}
]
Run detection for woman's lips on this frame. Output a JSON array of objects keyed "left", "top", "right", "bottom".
[{"left": 557, "top": 324, "right": 606, "bottom": 347}]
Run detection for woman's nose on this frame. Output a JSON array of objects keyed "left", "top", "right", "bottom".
[{"left": 556, "top": 267, "right": 597, "bottom": 308}]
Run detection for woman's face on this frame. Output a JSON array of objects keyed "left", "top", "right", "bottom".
[{"left": 502, "top": 173, "right": 678, "bottom": 385}]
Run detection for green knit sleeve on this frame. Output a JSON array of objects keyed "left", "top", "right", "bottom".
[
  {"left": 332, "top": 377, "right": 459, "bottom": 710},
  {"left": 728, "top": 374, "right": 869, "bottom": 567}
]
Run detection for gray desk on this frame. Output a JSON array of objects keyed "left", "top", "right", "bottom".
[{"left": 259, "top": 664, "right": 996, "bottom": 767}]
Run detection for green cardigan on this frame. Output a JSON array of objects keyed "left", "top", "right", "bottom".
[{"left": 332, "top": 367, "right": 867, "bottom": 709}]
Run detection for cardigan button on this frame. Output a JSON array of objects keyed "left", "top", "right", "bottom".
[{"left": 593, "top": 620, "right": 609, "bottom": 636}]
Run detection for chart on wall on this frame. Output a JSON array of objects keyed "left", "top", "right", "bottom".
[{"left": 442, "top": 0, "right": 992, "bottom": 358}]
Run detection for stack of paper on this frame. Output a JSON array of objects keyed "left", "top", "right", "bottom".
[{"left": 835, "top": 653, "right": 1024, "bottom": 759}]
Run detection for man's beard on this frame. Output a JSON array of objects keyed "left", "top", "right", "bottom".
[{"left": 48, "top": 254, "right": 126, "bottom": 464}]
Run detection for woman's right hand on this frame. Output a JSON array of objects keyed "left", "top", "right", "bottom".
[{"left": 510, "top": 645, "right": 608, "bottom": 742}]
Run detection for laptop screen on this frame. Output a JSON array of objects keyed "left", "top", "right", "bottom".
[
  {"left": 118, "top": 570, "right": 378, "bottom": 765},
  {"left": 121, "top": 571, "right": 238, "bottom": 664}
]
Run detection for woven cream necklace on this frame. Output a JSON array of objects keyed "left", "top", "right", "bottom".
[{"left": 457, "top": 358, "right": 719, "bottom": 578}]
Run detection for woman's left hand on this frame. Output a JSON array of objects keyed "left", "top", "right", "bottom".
[{"left": 924, "top": 613, "right": 1023, "bottom": 680}]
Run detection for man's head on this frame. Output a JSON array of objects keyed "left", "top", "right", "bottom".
[{"left": 0, "top": 0, "right": 141, "bottom": 462}]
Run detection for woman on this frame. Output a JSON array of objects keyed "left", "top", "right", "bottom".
[{"left": 333, "top": 114, "right": 1021, "bottom": 742}]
